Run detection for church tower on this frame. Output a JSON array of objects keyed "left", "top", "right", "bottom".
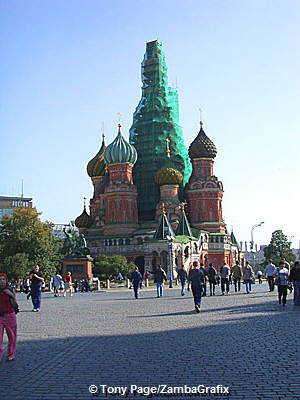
[
  {"left": 129, "top": 40, "right": 191, "bottom": 221},
  {"left": 187, "top": 121, "right": 226, "bottom": 233},
  {"left": 103, "top": 124, "right": 138, "bottom": 235},
  {"left": 86, "top": 134, "right": 107, "bottom": 228}
]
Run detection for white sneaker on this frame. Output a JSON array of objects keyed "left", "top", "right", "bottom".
[{"left": 63, "top": 293, "right": 66, "bottom": 297}]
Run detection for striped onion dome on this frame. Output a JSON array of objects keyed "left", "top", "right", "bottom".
[
  {"left": 104, "top": 124, "right": 137, "bottom": 165},
  {"left": 87, "top": 135, "right": 106, "bottom": 177},
  {"left": 188, "top": 121, "right": 217, "bottom": 159}
]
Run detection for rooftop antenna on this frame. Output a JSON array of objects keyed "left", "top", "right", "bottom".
[
  {"left": 83, "top": 197, "right": 87, "bottom": 209},
  {"left": 21, "top": 179, "right": 24, "bottom": 198}
]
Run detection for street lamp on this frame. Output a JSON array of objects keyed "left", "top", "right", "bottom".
[
  {"left": 250, "top": 221, "right": 264, "bottom": 272},
  {"left": 166, "top": 235, "right": 174, "bottom": 288}
]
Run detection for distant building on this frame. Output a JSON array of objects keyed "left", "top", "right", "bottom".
[
  {"left": 52, "top": 221, "right": 77, "bottom": 240},
  {"left": 244, "top": 245, "right": 266, "bottom": 271},
  {"left": 0, "top": 196, "right": 33, "bottom": 220}
]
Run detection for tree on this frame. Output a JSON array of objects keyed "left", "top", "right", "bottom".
[
  {"left": 0, "top": 207, "right": 60, "bottom": 279},
  {"left": 263, "top": 230, "right": 296, "bottom": 266},
  {"left": 93, "top": 254, "right": 135, "bottom": 280}
]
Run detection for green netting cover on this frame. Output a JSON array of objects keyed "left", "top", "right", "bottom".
[{"left": 129, "top": 40, "right": 192, "bottom": 220}]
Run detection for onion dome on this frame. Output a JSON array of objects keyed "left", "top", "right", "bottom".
[
  {"left": 155, "top": 165, "right": 183, "bottom": 185},
  {"left": 188, "top": 121, "right": 217, "bottom": 159},
  {"left": 104, "top": 124, "right": 137, "bottom": 165},
  {"left": 155, "top": 137, "right": 183, "bottom": 185},
  {"left": 75, "top": 200, "right": 93, "bottom": 229},
  {"left": 87, "top": 135, "right": 106, "bottom": 177}
]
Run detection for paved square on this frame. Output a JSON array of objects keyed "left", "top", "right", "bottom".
[{"left": 0, "top": 283, "right": 299, "bottom": 400}]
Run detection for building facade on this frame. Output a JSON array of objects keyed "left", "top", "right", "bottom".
[
  {"left": 75, "top": 40, "right": 241, "bottom": 276},
  {"left": 0, "top": 196, "right": 33, "bottom": 220}
]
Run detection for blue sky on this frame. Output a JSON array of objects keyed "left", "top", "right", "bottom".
[{"left": 1, "top": 0, "right": 299, "bottom": 248}]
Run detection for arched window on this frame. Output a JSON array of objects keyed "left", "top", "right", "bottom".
[
  {"left": 119, "top": 239, "right": 124, "bottom": 246},
  {"left": 125, "top": 238, "right": 130, "bottom": 245},
  {"left": 108, "top": 240, "right": 112, "bottom": 246},
  {"left": 137, "top": 237, "right": 143, "bottom": 245},
  {"left": 113, "top": 239, "right": 117, "bottom": 246}
]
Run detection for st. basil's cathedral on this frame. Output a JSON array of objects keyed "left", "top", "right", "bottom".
[{"left": 75, "top": 40, "right": 241, "bottom": 275}]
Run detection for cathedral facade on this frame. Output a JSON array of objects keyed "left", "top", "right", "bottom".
[{"left": 75, "top": 40, "right": 240, "bottom": 275}]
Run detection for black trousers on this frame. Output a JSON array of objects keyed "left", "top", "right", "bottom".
[
  {"left": 233, "top": 278, "right": 241, "bottom": 292},
  {"left": 278, "top": 285, "right": 288, "bottom": 305},
  {"left": 209, "top": 281, "right": 216, "bottom": 295},
  {"left": 221, "top": 278, "right": 230, "bottom": 294},
  {"left": 267, "top": 276, "right": 275, "bottom": 291}
]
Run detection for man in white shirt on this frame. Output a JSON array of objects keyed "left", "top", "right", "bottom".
[
  {"left": 264, "top": 260, "right": 276, "bottom": 292},
  {"left": 220, "top": 261, "right": 230, "bottom": 295}
]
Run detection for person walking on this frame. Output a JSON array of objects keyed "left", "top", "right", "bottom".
[
  {"left": 220, "top": 261, "right": 230, "bottom": 295},
  {"left": 177, "top": 265, "right": 187, "bottom": 296},
  {"left": 264, "top": 260, "right": 277, "bottom": 292},
  {"left": 27, "top": 265, "right": 44, "bottom": 312},
  {"left": 243, "top": 261, "right": 255, "bottom": 294},
  {"left": 274, "top": 261, "right": 290, "bottom": 306},
  {"left": 151, "top": 265, "right": 167, "bottom": 298},
  {"left": 52, "top": 272, "right": 63, "bottom": 297},
  {"left": 200, "top": 264, "right": 208, "bottom": 296},
  {"left": 187, "top": 261, "right": 204, "bottom": 313},
  {"left": 0, "top": 273, "right": 19, "bottom": 361},
  {"left": 289, "top": 261, "right": 300, "bottom": 306},
  {"left": 231, "top": 261, "right": 242, "bottom": 292},
  {"left": 130, "top": 267, "right": 143, "bottom": 299},
  {"left": 207, "top": 263, "right": 217, "bottom": 296},
  {"left": 144, "top": 270, "right": 150, "bottom": 287},
  {"left": 64, "top": 272, "right": 73, "bottom": 297},
  {"left": 257, "top": 270, "right": 263, "bottom": 284}
]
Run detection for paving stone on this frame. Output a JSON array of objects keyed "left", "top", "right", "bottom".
[{"left": 0, "top": 283, "right": 299, "bottom": 400}]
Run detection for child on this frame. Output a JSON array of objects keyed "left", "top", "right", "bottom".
[{"left": 0, "top": 273, "right": 19, "bottom": 361}]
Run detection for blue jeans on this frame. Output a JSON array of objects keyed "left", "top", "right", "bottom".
[
  {"left": 156, "top": 282, "right": 163, "bottom": 297},
  {"left": 31, "top": 284, "right": 42, "bottom": 309},
  {"left": 191, "top": 285, "right": 202, "bottom": 306},
  {"left": 244, "top": 280, "right": 252, "bottom": 293},
  {"left": 180, "top": 280, "right": 186, "bottom": 295},
  {"left": 293, "top": 281, "right": 300, "bottom": 305}
]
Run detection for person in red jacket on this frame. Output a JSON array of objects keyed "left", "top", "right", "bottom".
[{"left": 0, "top": 273, "right": 19, "bottom": 361}]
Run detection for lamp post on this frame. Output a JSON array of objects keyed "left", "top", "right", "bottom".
[
  {"left": 250, "top": 222, "right": 264, "bottom": 272},
  {"left": 167, "top": 235, "right": 174, "bottom": 288}
]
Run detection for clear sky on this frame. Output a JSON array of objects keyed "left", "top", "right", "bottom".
[{"left": 1, "top": 0, "right": 299, "bottom": 249}]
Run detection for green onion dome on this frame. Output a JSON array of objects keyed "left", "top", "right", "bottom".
[
  {"left": 75, "top": 206, "right": 93, "bottom": 229},
  {"left": 104, "top": 124, "right": 137, "bottom": 165},
  {"left": 188, "top": 121, "right": 217, "bottom": 159},
  {"left": 87, "top": 135, "right": 106, "bottom": 177}
]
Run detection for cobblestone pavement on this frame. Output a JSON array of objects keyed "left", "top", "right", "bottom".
[{"left": 0, "top": 283, "right": 299, "bottom": 400}]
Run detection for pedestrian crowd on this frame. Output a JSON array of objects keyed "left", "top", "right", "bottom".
[{"left": 1, "top": 258, "right": 300, "bottom": 363}]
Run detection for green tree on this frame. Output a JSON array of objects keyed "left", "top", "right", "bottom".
[
  {"left": 93, "top": 254, "right": 135, "bottom": 280},
  {"left": 1, "top": 253, "right": 31, "bottom": 281},
  {"left": 0, "top": 207, "right": 60, "bottom": 279},
  {"left": 263, "top": 230, "right": 296, "bottom": 266}
]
